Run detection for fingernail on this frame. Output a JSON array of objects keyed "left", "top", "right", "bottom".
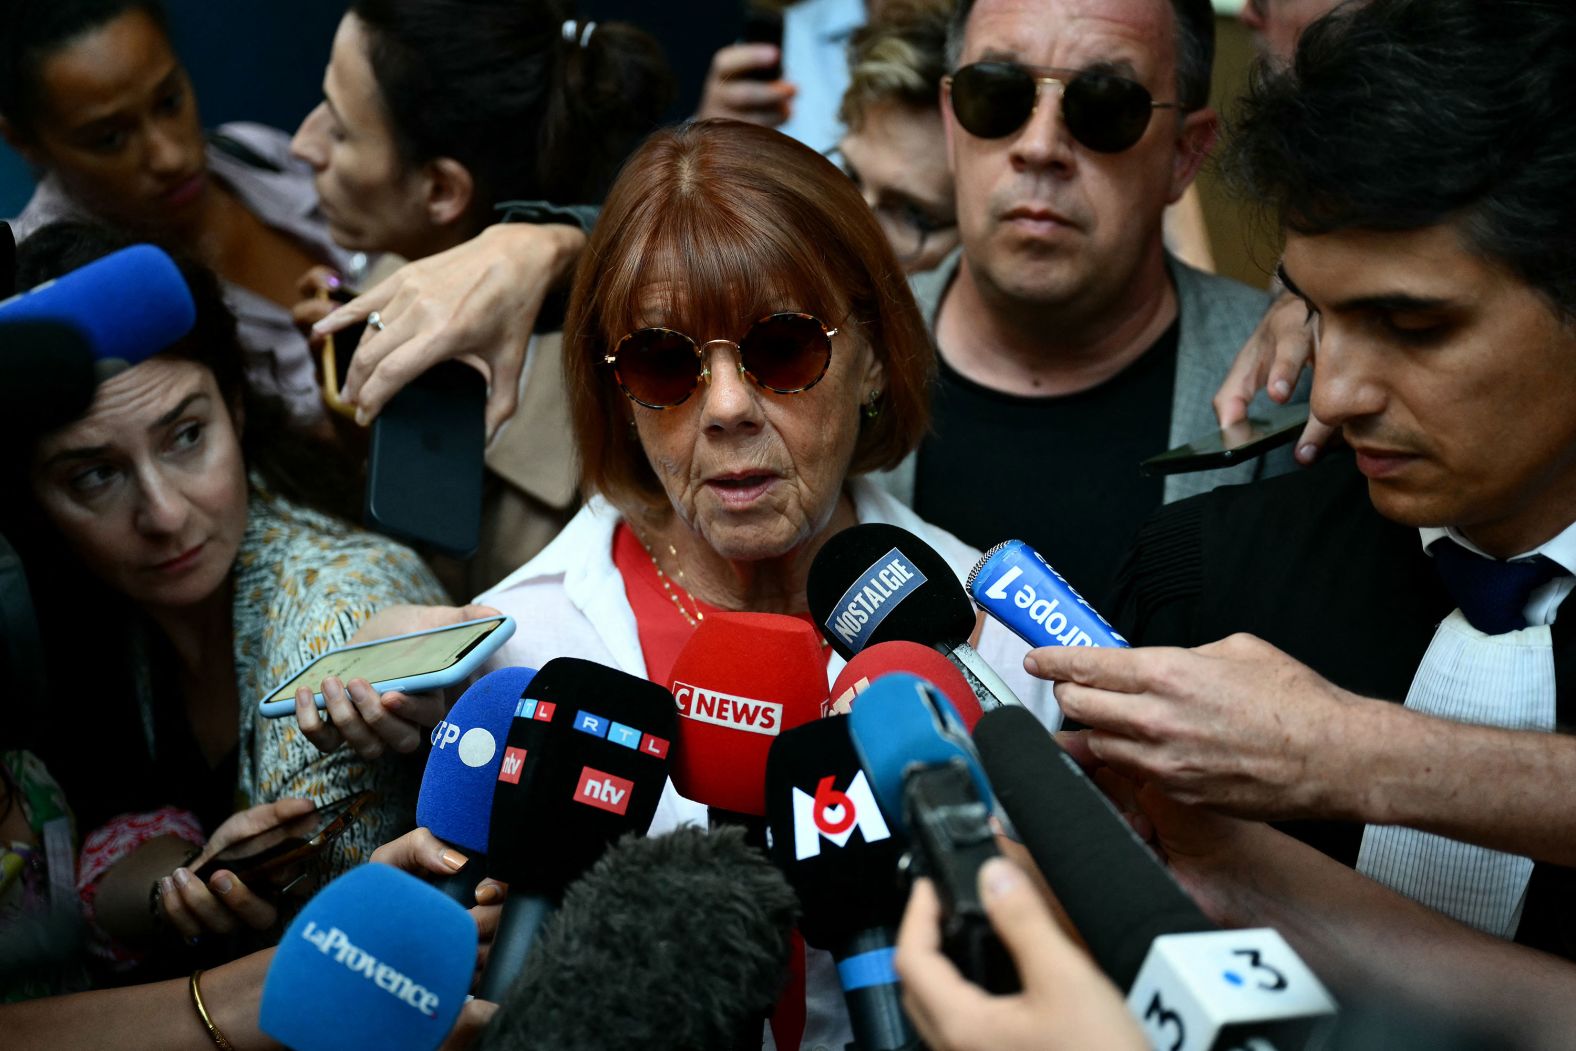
[
  {"left": 1297, "top": 443, "right": 1318, "bottom": 463},
  {"left": 354, "top": 408, "right": 370, "bottom": 427},
  {"left": 212, "top": 874, "right": 233, "bottom": 895},
  {"left": 326, "top": 677, "right": 343, "bottom": 693},
  {"left": 440, "top": 849, "right": 468, "bottom": 873},
  {"left": 173, "top": 868, "right": 192, "bottom": 888},
  {"left": 475, "top": 882, "right": 501, "bottom": 905},
  {"left": 1023, "top": 653, "right": 1037, "bottom": 674},
  {"left": 1272, "top": 379, "right": 1291, "bottom": 398},
  {"left": 980, "top": 857, "right": 1023, "bottom": 899},
  {"left": 312, "top": 316, "right": 334, "bottom": 333},
  {"left": 160, "top": 876, "right": 175, "bottom": 897}
]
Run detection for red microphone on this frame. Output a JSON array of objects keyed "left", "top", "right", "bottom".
[
  {"left": 829, "top": 640, "right": 983, "bottom": 731},
  {"left": 668, "top": 612, "right": 828, "bottom": 815}
]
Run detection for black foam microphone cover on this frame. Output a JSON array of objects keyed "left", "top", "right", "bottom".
[{"left": 0, "top": 321, "right": 96, "bottom": 436}]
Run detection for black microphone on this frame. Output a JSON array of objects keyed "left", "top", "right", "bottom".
[
  {"left": 765, "top": 717, "right": 917, "bottom": 1051},
  {"left": 0, "top": 321, "right": 96, "bottom": 438},
  {"left": 475, "top": 657, "right": 676, "bottom": 1002},
  {"left": 476, "top": 825, "right": 799, "bottom": 1051},
  {"left": 807, "top": 523, "right": 1024, "bottom": 711}
]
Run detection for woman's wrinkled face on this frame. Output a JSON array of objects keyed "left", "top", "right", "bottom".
[
  {"left": 626, "top": 289, "right": 886, "bottom": 563},
  {"left": 30, "top": 358, "right": 249, "bottom": 613}
]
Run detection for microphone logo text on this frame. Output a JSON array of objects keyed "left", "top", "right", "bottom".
[
  {"left": 430, "top": 721, "right": 498, "bottom": 769},
  {"left": 299, "top": 921, "right": 441, "bottom": 1016},
  {"left": 791, "top": 770, "right": 891, "bottom": 859},
  {"left": 825, "top": 548, "right": 927, "bottom": 652},
  {"left": 574, "top": 766, "right": 636, "bottom": 816},
  {"left": 672, "top": 681, "right": 784, "bottom": 736}
]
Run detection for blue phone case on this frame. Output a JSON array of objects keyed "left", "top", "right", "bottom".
[{"left": 257, "top": 615, "right": 516, "bottom": 718}]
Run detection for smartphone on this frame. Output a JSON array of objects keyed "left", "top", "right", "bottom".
[
  {"left": 365, "top": 359, "right": 487, "bottom": 557},
  {"left": 1139, "top": 401, "right": 1311, "bottom": 477},
  {"left": 257, "top": 614, "right": 515, "bottom": 717},
  {"left": 740, "top": 5, "right": 783, "bottom": 81},
  {"left": 318, "top": 286, "right": 366, "bottom": 421},
  {"left": 193, "top": 790, "right": 375, "bottom": 888}
]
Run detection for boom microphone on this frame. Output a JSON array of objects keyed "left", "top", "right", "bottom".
[
  {"left": 260, "top": 864, "right": 477, "bottom": 1051},
  {"left": 967, "top": 540, "right": 1128, "bottom": 650},
  {"left": 477, "top": 826, "right": 799, "bottom": 1051},
  {"left": 830, "top": 640, "right": 983, "bottom": 730},
  {"left": 807, "top": 524, "right": 1023, "bottom": 711}
]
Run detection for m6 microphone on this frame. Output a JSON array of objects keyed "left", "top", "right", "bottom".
[
  {"left": 765, "top": 717, "right": 915, "bottom": 1051},
  {"left": 829, "top": 640, "right": 983, "bottom": 730},
  {"left": 260, "top": 864, "right": 477, "bottom": 1051},
  {"left": 967, "top": 539, "right": 1128, "bottom": 650},
  {"left": 807, "top": 523, "right": 1023, "bottom": 711},
  {"left": 667, "top": 612, "right": 828, "bottom": 818},
  {"left": 973, "top": 705, "right": 1335, "bottom": 1050},
  {"left": 477, "top": 826, "right": 799, "bottom": 1051},
  {"left": 415, "top": 666, "right": 538, "bottom": 902},
  {"left": 476, "top": 657, "right": 676, "bottom": 1002}
]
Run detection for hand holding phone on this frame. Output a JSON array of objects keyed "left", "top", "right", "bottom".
[{"left": 1139, "top": 401, "right": 1312, "bottom": 476}]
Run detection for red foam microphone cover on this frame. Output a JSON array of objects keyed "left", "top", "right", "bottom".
[
  {"left": 829, "top": 640, "right": 983, "bottom": 731},
  {"left": 668, "top": 612, "right": 829, "bottom": 815}
]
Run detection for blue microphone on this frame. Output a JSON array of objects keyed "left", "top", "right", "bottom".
[
  {"left": 260, "top": 864, "right": 476, "bottom": 1051},
  {"left": 966, "top": 540, "right": 1128, "bottom": 651}
]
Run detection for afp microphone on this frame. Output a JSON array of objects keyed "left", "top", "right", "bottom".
[
  {"left": 973, "top": 705, "right": 1336, "bottom": 1050},
  {"left": 260, "top": 864, "right": 476, "bottom": 1051},
  {"left": 968, "top": 539, "right": 1128, "bottom": 650},
  {"left": 808, "top": 523, "right": 1024, "bottom": 712},
  {"left": 830, "top": 640, "right": 983, "bottom": 730}
]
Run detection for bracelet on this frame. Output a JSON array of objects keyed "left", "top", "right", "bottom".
[{"left": 189, "top": 969, "right": 236, "bottom": 1050}]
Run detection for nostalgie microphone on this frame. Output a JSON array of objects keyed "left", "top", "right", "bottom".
[
  {"left": 972, "top": 706, "right": 1336, "bottom": 1050},
  {"left": 475, "top": 657, "right": 677, "bottom": 1002},
  {"left": 967, "top": 540, "right": 1128, "bottom": 650},
  {"left": 807, "top": 524, "right": 1023, "bottom": 712},
  {"left": 260, "top": 864, "right": 477, "bottom": 1051},
  {"left": 829, "top": 640, "right": 983, "bottom": 730},
  {"left": 667, "top": 612, "right": 828, "bottom": 819},
  {"left": 764, "top": 717, "right": 915, "bottom": 1051},
  {"left": 477, "top": 826, "right": 799, "bottom": 1051},
  {"left": 415, "top": 666, "right": 539, "bottom": 903}
]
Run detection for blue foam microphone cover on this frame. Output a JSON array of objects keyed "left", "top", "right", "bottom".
[
  {"left": 846, "top": 673, "right": 993, "bottom": 835},
  {"left": 0, "top": 244, "right": 195, "bottom": 373},
  {"left": 416, "top": 665, "right": 538, "bottom": 854},
  {"left": 968, "top": 540, "right": 1128, "bottom": 650},
  {"left": 260, "top": 864, "right": 476, "bottom": 1051}
]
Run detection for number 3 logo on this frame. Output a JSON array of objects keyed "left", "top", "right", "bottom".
[
  {"left": 1144, "top": 992, "right": 1186, "bottom": 1051},
  {"left": 1232, "top": 948, "right": 1288, "bottom": 992}
]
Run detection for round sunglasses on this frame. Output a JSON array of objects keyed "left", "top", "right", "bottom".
[
  {"left": 605, "top": 311, "right": 838, "bottom": 410},
  {"left": 946, "top": 61, "right": 1186, "bottom": 153}
]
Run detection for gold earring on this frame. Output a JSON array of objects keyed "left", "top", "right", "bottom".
[{"left": 863, "top": 389, "right": 882, "bottom": 419}]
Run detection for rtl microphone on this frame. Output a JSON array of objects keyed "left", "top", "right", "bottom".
[
  {"left": 475, "top": 657, "right": 676, "bottom": 1002},
  {"left": 967, "top": 539, "right": 1128, "bottom": 650},
  {"left": 667, "top": 612, "right": 828, "bottom": 820},
  {"left": 973, "top": 706, "right": 1336, "bottom": 1050},
  {"left": 415, "top": 666, "right": 538, "bottom": 903},
  {"left": 260, "top": 864, "right": 477, "bottom": 1051},
  {"left": 765, "top": 717, "right": 916, "bottom": 1051},
  {"left": 829, "top": 639, "right": 983, "bottom": 730},
  {"left": 808, "top": 523, "right": 1023, "bottom": 711},
  {"left": 477, "top": 826, "right": 799, "bottom": 1051}
]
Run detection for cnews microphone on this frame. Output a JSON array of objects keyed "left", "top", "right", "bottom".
[
  {"left": 476, "top": 657, "right": 676, "bottom": 1002},
  {"left": 967, "top": 539, "right": 1128, "bottom": 650},
  {"left": 765, "top": 717, "right": 916, "bottom": 1051},
  {"left": 808, "top": 523, "right": 1023, "bottom": 711},
  {"left": 415, "top": 666, "right": 538, "bottom": 902},
  {"left": 260, "top": 864, "right": 476, "bottom": 1051},
  {"left": 972, "top": 706, "right": 1335, "bottom": 1050},
  {"left": 667, "top": 612, "right": 828, "bottom": 818},
  {"left": 830, "top": 639, "right": 983, "bottom": 730},
  {"left": 478, "top": 826, "right": 799, "bottom": 1051}
]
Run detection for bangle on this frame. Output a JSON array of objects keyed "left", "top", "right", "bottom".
[{"left": 189, "top": 969, "right": 236, "bottom": 1050}]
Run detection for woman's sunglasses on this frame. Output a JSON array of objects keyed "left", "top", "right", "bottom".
[
  {"left": 945, "top": 61, "right": 1186, "bottom": 154},
  {"left": 605, "top": 311, "right": 837, "bottom": 410}
]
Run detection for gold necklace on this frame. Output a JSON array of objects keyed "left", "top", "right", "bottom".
[{"left": 640, "top": 535, "right": 706, "bottom": 628}]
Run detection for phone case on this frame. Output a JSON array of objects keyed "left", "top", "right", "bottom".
[{"left": 256, "top": 615, "right": 516, "bottom": 717}]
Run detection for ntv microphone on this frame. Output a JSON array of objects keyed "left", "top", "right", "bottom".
[
  {"left": 808, "top": 523, "right": 1024, "bottom": 712},
  {"left": 260, "top": 864, "right": 476, "bottom": 1051},
  {"left": 765, "top": 717, "right": 916, "bottom": 1051},
  {"left": 973, "top": 706, "right": 1336, "bottom": 1050},
  {"left": 830, "top": 639, "right": 983, "bottom": 730},
  {"left": 474, "top": 656, "right": 676, "bottom": 1002},
  {"left": 967, "top": 539, "right": 1128, "bottom": 650}
]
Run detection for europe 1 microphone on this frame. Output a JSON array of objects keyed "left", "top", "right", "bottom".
[{"left": 967, "top": 539, "right": 1129, "bottom": 650}]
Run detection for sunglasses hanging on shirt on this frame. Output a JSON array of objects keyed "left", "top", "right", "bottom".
[{"left": 946, "top": 61, "right": 1188, "bottom": 153}]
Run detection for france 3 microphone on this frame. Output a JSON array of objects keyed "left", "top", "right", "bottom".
[
  {"left": 260, "top": 864, "right": 476, "bottom": 1051},
  {"left": 967, "top": 539, "right": 1128, "bottom": 649},
  {"left": 473, "top": 657, "right": 676, "bottom": 1001},
  {"left": 846, "top": 672, "right": 1019, "bottom": 996},
  {"left": 829, "top": 639, "right": 983, "bottom": 730},
  {"left": 972, "top": 705, "right": 1336, "bottom": 1050},
  {"left": 808, "top": 523, "right": 1024, "bottom": 711}
]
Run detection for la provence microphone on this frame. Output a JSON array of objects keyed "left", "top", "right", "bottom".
[
  {"left": 765, "top": 716, "right": 916, "bottom": 1051},
  {"left": 808, "top": 523, "right": 1023, "bottom": 711},
  {"left": 415, "top": 666, "right": 538, "bottom": 903},
  {"left": 476, "top": 826, "right": 799, "bottom": 1051},
  {"left": 668, "top": 611, "right": 828, "bottom": 819},
  {"left": 475, "top": 657, "right": 676, "bottom": 1002},
  {"left": 260, "top": 864, "right": 477, "bottom": 1051},
  {"left": 830, "top": 639, "right": 983, "bottom": 731},
  {"left": 967, "top": 539, "right": 1128, "bottom": 650},
  {"left": 972, "top": 706, "right": 1336, "bottom": 1050}
]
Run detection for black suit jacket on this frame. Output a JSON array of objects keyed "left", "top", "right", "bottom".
[{"left": 1109, "top": 451, "right": 1576, "bottom": 960}]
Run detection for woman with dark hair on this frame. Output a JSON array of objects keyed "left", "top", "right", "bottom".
[{"left": 463, "top": 120, "right": 1060, "bottom": 1049}]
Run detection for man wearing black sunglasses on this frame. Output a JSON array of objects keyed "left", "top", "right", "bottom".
[{"left": 876, "top": 0, "right": 1295, "bottom": 608}]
